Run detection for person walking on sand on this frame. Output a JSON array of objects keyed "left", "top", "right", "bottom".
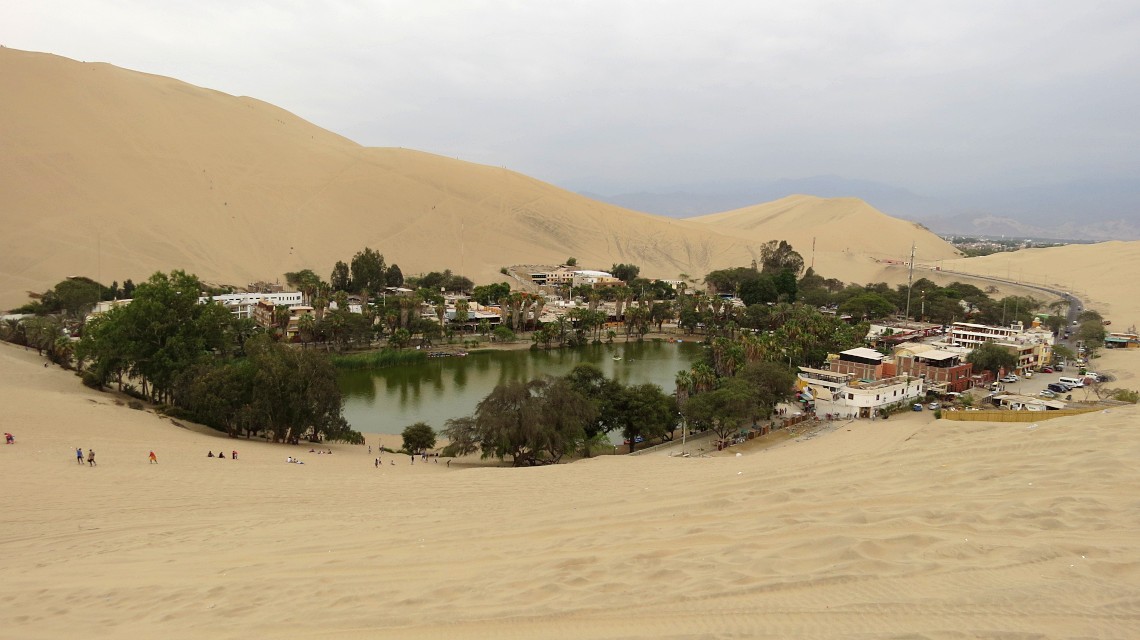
[
  {"left": 232, "top": 450, "right": 238, "bottom": 460},
  {"left": 76, "top": 447, "right": 84, "bottom": 465},
  {"left": 87, "top": 449, "right": 96, "bottom": 467},
  {"left": 149, "top": 451, "right": 157, "bottom": 464}
]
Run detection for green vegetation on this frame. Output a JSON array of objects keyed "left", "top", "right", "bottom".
[
  {"left": 966, "top": 342, "right": 1018, "bottom": 376},
  {"left": 401, "top": 422, "right": 437, "bottom": 454},
  {"left": 441, "top": 367, "right": 678, "bottom": 464},
  {"left": 72, "top": 270, "right": 359, "bottom": 444},
  {"left": 1110, "top": 389, "right": 1139, "bottom": 404},
  {"left": 679, "top": 360, "right": 796, "bottom": 445},
  {"left": 330, "top": 349, "right": 427, "bottom": 370},
  {"left": 609, "top": 263, "right": 641, "bottom": 283}
]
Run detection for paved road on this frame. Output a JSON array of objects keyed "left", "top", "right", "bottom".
[{"left": 919, "top": 265, "right": 1084, "bottom": 348}]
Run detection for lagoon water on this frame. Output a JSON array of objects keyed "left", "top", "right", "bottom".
[{"left": 340, "top": 340, "right": 704, "bottom": 435}]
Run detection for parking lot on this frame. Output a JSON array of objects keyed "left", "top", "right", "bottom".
[{"left": 988, "top": 367, "right": 1102, "bottom": 400}]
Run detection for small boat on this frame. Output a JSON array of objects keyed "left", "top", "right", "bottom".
[{"left": 612, "top": 355, "right": 622, "bottom": 361}]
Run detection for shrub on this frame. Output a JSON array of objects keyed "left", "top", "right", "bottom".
[
  {"left": 1111, "top": 389, "right": 1139, "bottom": 404},
  {"left": 81, "top": 371, "right": 104, "bottom": 390},
  {"left": 933, "top": 409, "right": 943, "bottom": 419},
  {"left": 127, "top": 400, "right": 144, "bottom": 410},
  {"left": 331, "top": 349, "right": 427, "bottom": 370}
]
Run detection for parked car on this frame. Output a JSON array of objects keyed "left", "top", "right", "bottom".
[
  {"left": 1039, "top": 389, "right": 1057, "bottom": 398},
  {"left": 1000, "top": 375, "right": 1018, "bottom": 383},
  {"left": 1041, "top": 366, "right": 1054, "bottom": 373},
  {"left": 927, "top": 402, "right": 941, "bottom": 410},
  {"left": 1054, "top": 364, "right": 1064, "bottom": 372},
  {"left": 1084, "top": 372, "right": 1101, "bottom": 381},
  {"left": 1048, "top": 383, "right": 1069, "bottom": 393},
  {"left": 912, "top": 403, "right": 923, "bottom": 411}
]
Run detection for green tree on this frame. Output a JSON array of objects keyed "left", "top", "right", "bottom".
[
  {"left": 441, "top": 416, "right": 479, "bottom": 457},
  {"left": 401, "top": 422, "right": 437, "bottom": 454},
  {"left": 565, "top": 364, "right": 622, "bottom": 456},
  {"left": 759, "top": 240, "right": 804, "bottom": 275},
  {"left": 739, "top": 275, "right": 778, "bottom": 306},
  {"left": 350, "top": 247, "right": 387, "bottom": 294},
  {"left": 534, "top": 377, "right": 596, "bottom": 463},
  {"left": 839, "top": 292, "right": 896, "bottom": 320},
  {"left": 684, "top": 377, "right": 759, "bottom": 445},
  {"left": 966, "top": 342, "right": 1018, "bottom": 377},
  {"left": 610, "top": 263, "right": 641, "bottom": 283},
  {"left": 330, "top": 261, "right": 351, "bottom": 292},
  {"left": 386, "top": 264, "right": 404, "bottom": 287},
  {"left": 613, "top": 383, "right": 674, "bottom": 452},
  {"left": 773, "top": 269, "right": 798, "bottom": 302},
  {"left": 473, "top": 380, "right": 544, "bottom": 465},
  {"left": 1077, "top": 320, "right": 1106, "bottom": 354}
]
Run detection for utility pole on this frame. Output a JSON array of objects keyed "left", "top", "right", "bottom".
[{"left": 903, "top": 242, "right": 916, "bottom": 328}]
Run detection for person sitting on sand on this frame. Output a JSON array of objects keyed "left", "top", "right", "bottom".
[
  {"left": 286, "top": 456, "right": 293, "bottom": 463},
  {"left": 149, "top": 451, "right": 157, "bottom": 464},
  {"left": 208, "top": 451, "right": 214, "bottom": 458},
  {"left": 4, "top": 432, "right": 13, "bottom": 444},
  {"left": 218, "top": 451, "right": 226, "bottom": 459}
]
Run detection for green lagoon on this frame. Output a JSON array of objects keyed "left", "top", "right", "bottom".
[{"left": 340, "top": 340, "right": 704, "bottom": 435}]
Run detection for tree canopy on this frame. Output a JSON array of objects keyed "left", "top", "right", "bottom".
[{"left": 966, "top": 342, "right": 1018, "bottom": 376}]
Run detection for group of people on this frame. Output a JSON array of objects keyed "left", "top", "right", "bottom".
[
  {"left": 207, "top": 450, "right": 238, "bottom": 460},
  {"left": 76, "top": 447, "right": 95, "bottom": 466}
]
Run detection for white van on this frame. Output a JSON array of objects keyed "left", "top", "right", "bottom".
[{"left": 1058, "top": 376, "right": 1085, "bottom": 388}]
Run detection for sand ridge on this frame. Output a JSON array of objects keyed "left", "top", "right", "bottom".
[
  {"left": 942, "top": 240, "right": 1140, "bottom": 328},
  {"left": 5, "top": 48, "right": 958, "bottom": 309},
  {"left": 2, "top": 342, "right": 1138, "bottom": 638}
]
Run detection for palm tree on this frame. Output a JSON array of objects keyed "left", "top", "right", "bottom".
[
  {"left": 531, "top": 297, "right": 546, "bottom": 329},
  {"left": 690, "top": 362, "right": 718, "bottom": 393},
  {"left": 297, "top": 313, "right": 316, "bottom": 349},
  {"left": 455, "top": 298, "right": 470, "bottom": 334}
]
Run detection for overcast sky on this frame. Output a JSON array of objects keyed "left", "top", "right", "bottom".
[{"left": 4, "top": 1, "right": 1139, "bottom": 196}]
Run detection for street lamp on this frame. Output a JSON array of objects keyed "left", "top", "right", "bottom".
[{"left": 679, "top": 412, "right": 687, "bottom": 453}]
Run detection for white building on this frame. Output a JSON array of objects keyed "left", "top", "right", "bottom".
[
  {"left": 948, "top": 321, "right": 1054, "bottom": 373},
  {"left": 798, "top": 368, "right": 924, "bottom": 419},
  {"left": 200, "top": 292, "right": 304, "bottom": 319}
]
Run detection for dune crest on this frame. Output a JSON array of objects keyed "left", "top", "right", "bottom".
[
  {"left": 943, "top": 241, "right": 1140, "bottom": 327},
  {"left": 0, "top": 48, "right": 765, "bottom": 306},
  {"left": 4, "top": 48, "right": 963, "bottom": 307}
]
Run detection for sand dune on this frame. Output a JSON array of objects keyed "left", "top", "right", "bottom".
[
  {"left": 4, "top": 48, "right": 970, "bottom": 309},
  {"left": 3, "top": 342, "right": 1139, "bottom": 638},
  {"left": 942, "top": 241, "right": 1140, "bottom": 328},
  {"left": 687, "top": 194, "right": 963, "bottom": 282},
  {"left": 0, "top": 48, "right": 767, "bottom": 308}
]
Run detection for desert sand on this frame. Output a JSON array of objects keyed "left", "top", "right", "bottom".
[
  {"left": 942, "top": 241, "right": 1140, "bottom": 329},
  {"left": 2, "top": 48, "right": 958, "bottom": 309},
  {"left": 3, "top": 341, "right": 1138, "bottom": 639}
]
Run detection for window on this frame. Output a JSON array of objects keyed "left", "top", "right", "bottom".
[{"left": 848, "top": 393, "right": 854, "bottom": 400}]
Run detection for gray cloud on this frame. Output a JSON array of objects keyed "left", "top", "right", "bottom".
[{"left": 4, "top": 1, "right": 1139, "bottom": 196}]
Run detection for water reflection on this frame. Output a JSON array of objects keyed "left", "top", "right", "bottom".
[{"left": 339, "top": 341, "right": 703, "bottom": 434}]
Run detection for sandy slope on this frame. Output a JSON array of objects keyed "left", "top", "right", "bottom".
[
  {"left": 0, "top": 47, "right": 765, "bottom": 308},
  {"left": 687, "top": 195, "right": 963, "bottom": 283},
  {"left": 943, "top": 241, "right": 1140, "bottom": 329},
  {"left": 3, "top": 342, "right": 1138, "bottom": 639},
  {"left": 3, "top": 47, "right": 974, "bottom": 310}
]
